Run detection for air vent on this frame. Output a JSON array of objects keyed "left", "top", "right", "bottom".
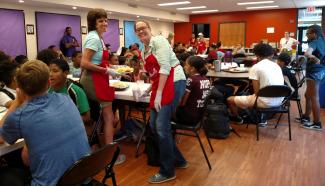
[{"left": 128, "top": 4, "right": 138, "bottom": 8}]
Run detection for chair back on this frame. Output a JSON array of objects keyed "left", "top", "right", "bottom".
[
  {"left": 257, "top": 85, "right": 292, "bottom": 98},
  {"left": 57, "top": 143, "right": 120, "bottom": 186}
]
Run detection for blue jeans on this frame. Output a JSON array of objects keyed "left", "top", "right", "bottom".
[
  {"left": 172, "top": 80, "right": 186, "bottom": 112},
  {"left": 149, "top": 103, "right": 186, "bottom": 177}
]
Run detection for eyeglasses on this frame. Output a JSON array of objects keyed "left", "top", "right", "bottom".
[{"left": 135, "top": 26, "right": 148, "bottom": 33}]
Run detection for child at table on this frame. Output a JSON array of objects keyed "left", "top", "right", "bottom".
[
  {"left": 174, "top": 56, "right": 211, "bottom": 125},
  {"left": 129, "top": 56, "right": 149, "bottom": 83},
  {"left": 48, "top": 58, "right": 91, "bottom": 123},
  {"left": 0, "top": 59, "right": 18, "bottom": 108}
]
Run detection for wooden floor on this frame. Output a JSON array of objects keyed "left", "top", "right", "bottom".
[{"left": 95, "top": 89, "right": 325, "bottom": 186}]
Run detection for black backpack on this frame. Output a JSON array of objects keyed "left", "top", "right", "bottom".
[
  {"left": 0, "top": 88, "right": 15, "bottom": 100},
  {"left": 66, "top": 78, "right": 84, "bottom": 105},
  {"left": 202, "top": 86, "right": 231, "bottom": 139}
]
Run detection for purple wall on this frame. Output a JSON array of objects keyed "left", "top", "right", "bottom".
[
  {"left": 36, "top": 12, "right": 81, "bottom": 52},
  {"left": 103, "top": 19, "right": 120, "bottom": 53},
  {"left": 0, "top": 9, "right": 26, "bottom": 57}
]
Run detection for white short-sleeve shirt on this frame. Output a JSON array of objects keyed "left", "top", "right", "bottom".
[
  {"left": 249, "top": 59, "right": 284, "bottom": 107},
  {"left": 0, "top": 86, "right": 16, "bottom": 107},
  {"left": 280, "top": 37, "right": 297, "bottom": 51}
]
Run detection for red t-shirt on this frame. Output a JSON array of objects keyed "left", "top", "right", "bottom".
[{"left": 197, "top": 41, "right": 206, "bottom": 54}]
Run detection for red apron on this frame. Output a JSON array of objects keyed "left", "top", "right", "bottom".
[
  {"left": 144, "top": 54, "right": 174, "bottom": 109},
  {"left": 91, "top": 39, "right": 115, "bottom": 102}
]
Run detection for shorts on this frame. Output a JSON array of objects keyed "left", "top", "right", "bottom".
[
  {"left": 234, "top": 95, "right": 269, "bottom": 109},
  {"left": 80, "top": 70, "right": 112, "bottom": 108},
  {"left": 306, "top": 63, "right": 325, "bottom": 82}
]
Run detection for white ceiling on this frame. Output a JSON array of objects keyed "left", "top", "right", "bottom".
[
  {"left": 1, "top": 0, "right": 324, "bottom": 22},
  {"left": 115, "top": 0, "right": 325, "bottom": 14}
]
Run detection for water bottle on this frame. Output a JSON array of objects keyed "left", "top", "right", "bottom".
[{"left": 214, "top": 60, "right": 221, "bottom": 72}]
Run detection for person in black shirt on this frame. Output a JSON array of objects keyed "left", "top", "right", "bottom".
[{"left": 277, "top": 52, "right": 298, "bottom": 98}]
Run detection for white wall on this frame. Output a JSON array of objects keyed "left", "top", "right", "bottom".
[{"left": 0, "top": 2, "right": 174, "bottom": 59}]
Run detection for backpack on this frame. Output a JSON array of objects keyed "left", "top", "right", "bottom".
[
  {"left": 0, "top": 88, "right": 15, "bottom": 100},
  {"left": 124, "top": 118, "right": 143, "bottom": 142},
  {"left": 203, "top": 103, "right": 230, "bottom": 139},
  {"left": 202, "top": 86, "right": 231, "bottom": 139},
  {"left": 66, "top": 78, "right": 84, "bottom": 105}
]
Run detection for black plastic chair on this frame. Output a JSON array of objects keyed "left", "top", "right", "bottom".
[
  {"left": 250, "top": 85, "right": 292, "bottom": 141},
  {"left": 289, "top": 76, "right": 305, "bottom": 120},
  {"left": 57, "top": 143, "right": 120, "bottom": 186},
  {"left": 171, "top": 120, "right": 214, "bottom": 170}
]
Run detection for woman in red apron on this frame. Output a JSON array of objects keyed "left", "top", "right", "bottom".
[
  {"left": 135, "top": 20, "right": 187, "bottom": 184},
  {"left": 80, "top": 9, "right": 119, "bottom": 145}
]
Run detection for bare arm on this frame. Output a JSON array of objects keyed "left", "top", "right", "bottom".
[
  {"left": 81, "top": 111, "right": 91, "bottom": 124},
  {"left": 179, "top": 91, "right": 190, "bottom": 106},
  {"left": 252, "top": 80, "right": 260, "bottom": 95},
  {"left": 0, "top": 89, "right": 26, "bottom": 143},
  {"left": 157, "top": 74, "right": 168, "bottom": 92},
  {"left": 81, "top": 48, "right": 107, "bottom": 73}
]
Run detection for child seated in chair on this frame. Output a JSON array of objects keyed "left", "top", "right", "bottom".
[
  {"left": 0, "top": 60, "right": 19, "bottom": 108},
  {"left": 174, "top": 56, "right": 211, "bottom": 125},
  {"left": 0, "top": 60, "right": 90, "bottom": 185},
  {"left": 48, "top": 58, "right": 91, "bottom": 123},
  {"left": 277, "top": 52, "right": 299, "bottom": 98},
  {"left": 129, "top": 56, "right": 148, "bottom": 83}
]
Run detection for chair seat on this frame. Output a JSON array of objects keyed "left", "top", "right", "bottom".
[
  {"left": 256, "top": 106, "right": 288, "bottom": 113},
  {"left": 171, "top": 121, "right": 200, "bottom": 131}
]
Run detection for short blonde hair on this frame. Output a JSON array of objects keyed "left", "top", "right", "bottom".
[
  {"left": 134, "top": 20, "right": 151, "bottom": 32},
  {"left": 16, "top": 60, "right": 49, "bottom": 96}
]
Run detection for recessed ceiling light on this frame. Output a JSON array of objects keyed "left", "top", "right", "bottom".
[
  {"left": 237, "top": 1, "right": 274, "bottom": 5},
  {"left": 72, "top": 6, "right": 77, "bottom": 10},
  {"left": 158, "top": 1, "right": 191, "bottom": 6},
  {"left": 18, "top": 0, "right": 24, "bottom": 3},
  {"left": 192, "top": 9, "right": 219, "bottom": 14},
  {"left": 177, "top": 6, "right": 206, "bottom": 10},
  {"left": 137, "top": 15, "right": 140, "bottom": 18},
  {"left": 246, "top": 5, "right": 279, "bottom": 9}
]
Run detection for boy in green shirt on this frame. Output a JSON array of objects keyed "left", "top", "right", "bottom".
[{"left": 48, "top": 59, "right": 90, "bottom": 123}]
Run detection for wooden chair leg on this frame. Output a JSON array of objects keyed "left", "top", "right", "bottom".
[{"left": 194, "top": 130, "right": 212, "bottom": 170}]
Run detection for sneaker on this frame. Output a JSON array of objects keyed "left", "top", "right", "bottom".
[
  {"left": 148, "top": 173, "right": 176, "bottom": 184},
  {"left": 259, "top": 120, "right": 268, "bottom": 127},
  {"left": 114, "top": 154, "right": 126, "bottom": 165},
  {"left": 295, "top": 116, "right": 310, "bottom": 123},
  {"left": 301, "top": 122, "right": 322, "bottom": 131},
  {"left": 175, "top": 161, "right": 189, "bottom": 169},
  {"left": 230, "top": 115, "right": 244, "bottom": 124},
  {"left": 113, "top": 131, "right": 128, "bottom": 142}
]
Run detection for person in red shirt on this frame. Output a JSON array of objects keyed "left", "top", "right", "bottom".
[
  {"left": 197, "top": 33, "right": 206, "bottom": 54},
  {"left": 189, "top": 33, "right": 197, "bottom": 48},
  {"left": 207, "top": 43, "right": 218, "bottom": 62}
]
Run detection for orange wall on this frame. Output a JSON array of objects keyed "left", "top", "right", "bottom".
[{"left": 174, "top": 8, "right": 298, "bottom": 48}]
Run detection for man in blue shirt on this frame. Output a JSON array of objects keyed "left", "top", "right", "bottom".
[
  {"left": 0, "top": 60, "right": 90, "bottom": 186},
  {"left": 60, "top": 27, "right": 79, "bottom": 58}
]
